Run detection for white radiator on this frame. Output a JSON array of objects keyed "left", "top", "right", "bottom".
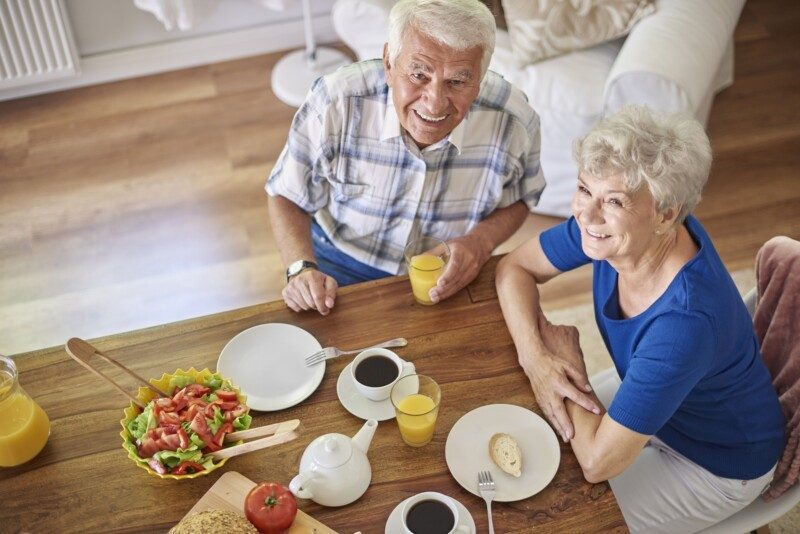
[{"left": 0, "top": 0, "right": 79, "bottom": 90}]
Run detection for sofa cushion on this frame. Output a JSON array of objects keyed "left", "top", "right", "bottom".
[{"left": 501, "top": 0, "right": 654, "bottom": 64}]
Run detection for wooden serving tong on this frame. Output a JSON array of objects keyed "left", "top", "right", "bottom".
[
  {"left": 212, "top": 419, "right": 302, "bottom": 460},
  {"left": 65, "top": 337, "right": 302, "bottom": 458},
  {"left": 65, "top": 337, "right": 169, "bottom": 408}
]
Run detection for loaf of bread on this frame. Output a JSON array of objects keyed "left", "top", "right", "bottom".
[
  {"left": 489, "top": 432, "right": 522, "bottom": 477},
  {"left": 169, "top": 509, "right": 257, "bottom": 534}
]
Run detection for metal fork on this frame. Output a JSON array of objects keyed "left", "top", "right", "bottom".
[
  {"left": 478, "top": 470, "right": 496, "bottom": 534},
  {"left": 304, "top": 337, "right": 408, "bottom": 366}
]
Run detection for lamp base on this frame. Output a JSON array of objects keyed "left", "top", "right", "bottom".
[{"left": 271, "top": 47, "right": 351, "bottom": 107}]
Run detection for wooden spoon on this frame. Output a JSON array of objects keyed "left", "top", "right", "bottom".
[{"left": 65, "top": 337, "right": 169, "bottom": 408}]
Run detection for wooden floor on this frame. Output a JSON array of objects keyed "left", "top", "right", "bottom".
[{"left": 1, "top": 0, "right": 799, "bottom": 356}]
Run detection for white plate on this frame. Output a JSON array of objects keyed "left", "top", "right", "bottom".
[
  {"left": 385, "top": 493, "right": 475, "bottom": 534},
  {"left": 336, "top": 361, "right": 417, "bottom": 421},
  {"left": 217, "top": 323, "right": 324, "bottom": 411},
  {"left": 445, "top": 404, "right": 560, "bottom": 502}
]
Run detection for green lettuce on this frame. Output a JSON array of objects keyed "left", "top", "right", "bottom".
[
  {"left": 203, "top": 375, "right": 223, "bottom": 390},
  {"left": 127, "top": 403, "right": 156, "bottom": 440},
  {"left": 168, "top": 375, "right": 193, "bottom": 391},
  {"left": 233, "top": 413, "right": 252, "bottom": 432},
  {"left": 154, "top": 447, "right": 202, "bottom": 469}
]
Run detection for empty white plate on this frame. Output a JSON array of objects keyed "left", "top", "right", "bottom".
[
  {"left": 217, "top": 323, "right": 324, "bottom": 411},
  {"left": 445, "top": 403, "right": 560, "bottom": 502}
]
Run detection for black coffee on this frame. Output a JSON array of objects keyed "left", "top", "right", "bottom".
[
  {"left": 354, "top": 355, "right": 399, "bottom": 387},
  {"left": 405, "top": 499, "right": 455, "bottom": 534}
]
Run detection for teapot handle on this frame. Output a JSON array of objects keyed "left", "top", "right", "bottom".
[{"left": 289, "top": 472, "right": 315, "bottom": 500}]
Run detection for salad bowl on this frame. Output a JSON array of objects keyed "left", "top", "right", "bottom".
[{"left": 119, "top": 367, "right": 250, "bottom": 480}]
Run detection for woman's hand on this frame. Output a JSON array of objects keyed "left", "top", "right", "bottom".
[{"left": 520, "top": 315, "right": 600, "bottom": 442}]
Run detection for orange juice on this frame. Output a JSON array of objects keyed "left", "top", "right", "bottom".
[
  {"left": 408, "top": 254, "right": 445, "bottom": 305},
  {"left": 396, "top": 393, "right": 438, "bottom": 447},
  {"left": 0, "top": 371, "right": 50, "bottom": 467}
]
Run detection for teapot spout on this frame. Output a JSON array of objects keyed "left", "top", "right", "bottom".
[{"left": 352, "top": 419, "right": 378, "bottom": 454}]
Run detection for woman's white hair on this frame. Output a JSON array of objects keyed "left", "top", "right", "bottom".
[
  {"left": 574, "top": 105, "right": 712, "bottom": 223},
  {"left": 387, "top": 0, "right": 496, "bottom": 78}
]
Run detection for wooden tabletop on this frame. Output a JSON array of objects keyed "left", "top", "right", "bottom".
[{"left": 0, "top": 257, "right": 626, "bottom": 533}]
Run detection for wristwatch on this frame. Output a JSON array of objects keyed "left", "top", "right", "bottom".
[{"left": 286, "top": 259, "right": 318, "bottom": 282}]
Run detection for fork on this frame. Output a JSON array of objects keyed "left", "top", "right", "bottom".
[
  {"left": 478, "top": 470, "right": 496, "bottom": 534},
  {"left": 304, "top": 337, "right": 408, "bottom": 366}
]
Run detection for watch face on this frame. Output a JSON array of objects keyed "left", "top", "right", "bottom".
[{"left": 288, "top": 261, "right": 304, "bottom": 276}]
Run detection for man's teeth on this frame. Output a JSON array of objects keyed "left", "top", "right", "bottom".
[
  {"left": 588, "top": 229, "right": 610, "bottom": 238},
  {"left": 415, "top": 110, "right": 447, "bottom": 122}
]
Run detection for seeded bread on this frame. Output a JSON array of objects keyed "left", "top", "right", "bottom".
[
  {"left": 489, "top": 432, "right": 522, "bottom": 477},
  {"left": 169, "top": 509, "right": 257, "bottom": 534}
]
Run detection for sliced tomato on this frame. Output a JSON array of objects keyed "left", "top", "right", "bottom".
[
  {"left": 190, "top": 412, "right": 215, "bottom": 448},
  {"left": 213, "top": 422, "right": 233, "bottom": 446},
  {"left": 155, "top": 397, "right": 175, "bottom": 411},
  {"left": 177, "top": 427, "right": 190, "bottom": 450},
  {"left": 171, "top": 460, "right": 205, "bottom": 475},
  {"left": 217, "top": 401, "right": 240, "bottom": 411},
  {"left": 216, "top": 390, "right": 238, "bottom": 402},
  {"left": 183, "top": 383, "right": 211, "bottom": 397},
  {"left": 138, "top": 437, "right": 160, "bottom": 458},
  {"left": 158, "top": 410, "right": 181, "bottom": 426},
  {"left": 157, "top": 432, "right": 182, "bottom": 451},
  {"left": 229, "top": 404, "right": 248, "bottom": 419}
]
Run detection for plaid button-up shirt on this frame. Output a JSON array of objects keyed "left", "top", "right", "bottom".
[{"left": 267, "top": 59, "right": 545, "bottom": 275}]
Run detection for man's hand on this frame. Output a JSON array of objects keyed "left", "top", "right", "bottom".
[
  {"left": 520, "top": 314, "right": 600, "bottom": 442},
  {"left": 282, "top": 269, "right": 338, "bottom": 315},
  {"left": 429, "top": 233, "right": 492, "bottom": 303}
]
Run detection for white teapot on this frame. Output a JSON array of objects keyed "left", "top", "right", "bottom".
[{"left": 289, "top": 419, "right": 378, "bottom": 507}]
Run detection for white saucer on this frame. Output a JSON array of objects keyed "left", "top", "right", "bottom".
[
  {"left": 385, "top": 494, "right": 476, "bottom": 534},
  {"left": 336, "top": 361, "right": 416, "bottom": 421}
]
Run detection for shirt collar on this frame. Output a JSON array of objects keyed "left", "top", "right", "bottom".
[{"left": 381, "top": 87, "right": 467, "bottom": 154}]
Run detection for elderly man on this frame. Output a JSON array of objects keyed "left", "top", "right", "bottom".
[{"left": 267, "top": 0, "right": 545, "bottom": 315}]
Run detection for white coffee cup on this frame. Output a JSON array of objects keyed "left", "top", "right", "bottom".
[
  {"left": 351, "top": 348, "right": 414, "bottom": 401},
  {"left": 401, "top": 492, "right": 470, "bottom": 534}
]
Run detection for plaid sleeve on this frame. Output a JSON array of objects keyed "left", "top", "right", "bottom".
[
  {"left": 498, "top": 110, "right": 545, "bottom": 211},
  {"left": 266, "top": 78, "right": 334, "bottom": 213}
]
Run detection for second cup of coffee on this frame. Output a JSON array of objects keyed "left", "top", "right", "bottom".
[{"left": 351, "top": 348, "right": 414, "bottom": 401}]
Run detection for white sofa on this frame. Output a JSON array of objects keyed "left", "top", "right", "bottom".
[{"left": 331, "top": 0, "right": 745, "bottom": 217}]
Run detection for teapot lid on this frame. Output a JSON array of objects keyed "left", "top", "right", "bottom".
[{"left": 309, "top": 434, "right": 352, "bottom": 468}]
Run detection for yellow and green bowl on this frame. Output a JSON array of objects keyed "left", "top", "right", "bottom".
[{"left": 119, "top": 367, "right": 247, "bottom": 480}]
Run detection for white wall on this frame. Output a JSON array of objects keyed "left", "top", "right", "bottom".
[
  {"left": 66, "top": 0, "right": 336, "bottom": 55},
  {"left": 1, "top": 0, "right": 340, "bottom": 101}
]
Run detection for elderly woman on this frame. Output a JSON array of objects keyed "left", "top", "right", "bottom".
[{"left": 496, "top": 106, "right": 785, "bottom": 533}]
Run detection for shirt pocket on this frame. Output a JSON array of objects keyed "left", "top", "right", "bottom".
[{"left": 328, "top": 181, "right": 384, "bottom": 238}]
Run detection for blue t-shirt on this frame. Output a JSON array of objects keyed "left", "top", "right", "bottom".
[{"left": 540, "top": 216, "right": 784, "bottom": 479}]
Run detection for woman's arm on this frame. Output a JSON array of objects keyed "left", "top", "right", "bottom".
[
  {"left": 535, "top": 317, "right": 650, "bottom": 482},
  {"left": 496, "top": 237, "right": 600, "bottom": 442},
  {"left": 565, "top": 401, "right": 650, "bottom": 483}
]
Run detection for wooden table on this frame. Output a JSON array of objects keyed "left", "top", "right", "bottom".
[{"left": 0, "top": 258, "right": 626, "bottom": 533}]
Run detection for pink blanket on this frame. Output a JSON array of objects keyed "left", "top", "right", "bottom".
[{"left": 755, "top": 236, "right": 800, "bottom": 501}]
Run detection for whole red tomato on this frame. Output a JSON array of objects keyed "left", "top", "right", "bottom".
[{"left": 244, "top": 482, "right": 298, "bottom": 534}]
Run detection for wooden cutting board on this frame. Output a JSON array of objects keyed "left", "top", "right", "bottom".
[{"left": 183, "top": 471, "right": 338, "bottom": 533}]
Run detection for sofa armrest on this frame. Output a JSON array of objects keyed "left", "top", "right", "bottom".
[
  {"left": 332, "top": 0, "right": 395, "bottom": 61},
  {"left": 604, "top": 0, "right": 745, "bottom": 118}
]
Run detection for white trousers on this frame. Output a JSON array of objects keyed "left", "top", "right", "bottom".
[{"left": 590, "top": 367, "right": 776, "bottom": 534}]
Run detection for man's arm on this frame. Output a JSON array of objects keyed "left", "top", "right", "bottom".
[
  {"left": 268, "top": 195, "right": 337, "bottom": 315},
  {"left": 430, "top": 200, "right": 528, "bottom": 303}
]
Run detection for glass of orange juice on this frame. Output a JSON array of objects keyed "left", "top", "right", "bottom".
[
  {"left": 0, "top": 355, "right": 50, "bottom": 467},
  {"left": 404, "top": 237, "right": 449, "bottom": 305},
  {"left": 391, "top": 374, "right": 441, "bottom": 447}
]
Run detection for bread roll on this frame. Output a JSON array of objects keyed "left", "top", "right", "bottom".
[{"left": 489, "top": 433, "right": 522, "bottom": 477}]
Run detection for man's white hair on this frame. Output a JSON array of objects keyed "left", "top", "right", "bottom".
[
  {"left": 387, "top": 0, "right": 496, "bottom": 78},
  {"left": 574, "top": 105, "right": 712, "bottom": 223}
]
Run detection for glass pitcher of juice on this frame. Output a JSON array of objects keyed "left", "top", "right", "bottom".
[{"left": 0, "top": 355, "right": 50, "bottom": 467}]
